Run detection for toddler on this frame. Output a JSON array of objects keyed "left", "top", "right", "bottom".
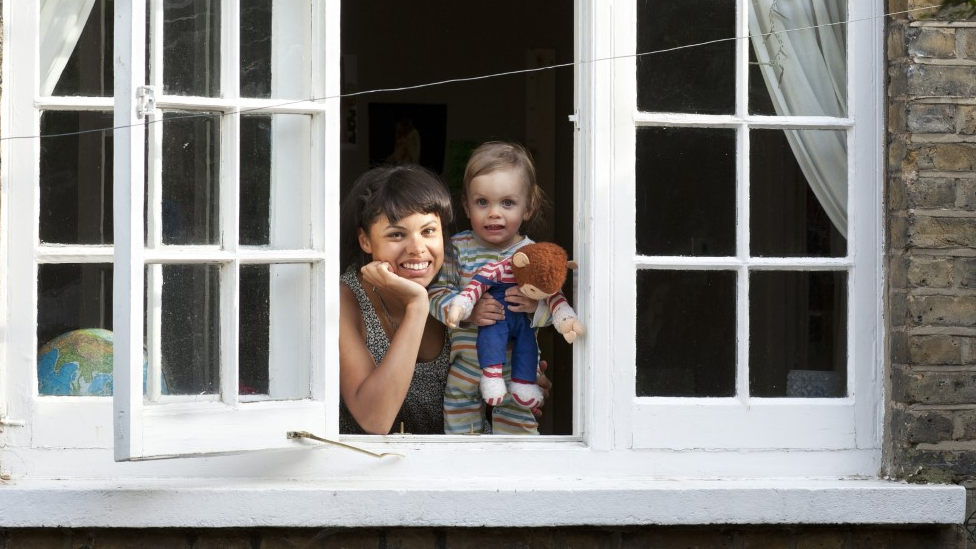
[{"left": 429, "top": 141, "right": 565, "bottom": 435}]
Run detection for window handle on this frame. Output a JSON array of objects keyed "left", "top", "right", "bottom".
[{"left": 287, "top": 431, "right": 404, "bottom": 459}]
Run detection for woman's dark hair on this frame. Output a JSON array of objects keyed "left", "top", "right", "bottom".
[{"left": 340, "top": 164, "right": 455, "bottom": 272}]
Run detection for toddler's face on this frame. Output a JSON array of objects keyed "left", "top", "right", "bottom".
[{"left": 463, "top": 169, "right": 532, "bottom": 249}]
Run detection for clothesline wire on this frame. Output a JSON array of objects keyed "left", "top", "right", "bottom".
[{"left": 1, "top": 4, "right": 939, "bottom": 143}]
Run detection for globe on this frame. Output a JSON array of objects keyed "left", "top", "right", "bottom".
[{"left": 37, "top": 328, "right": 160, "bottom": 396}]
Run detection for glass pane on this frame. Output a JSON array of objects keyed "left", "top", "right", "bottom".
[
  {"left": 40, "top": 111, "right": 114, "bottom": 244},
  {"left": 240, "top": 114, "right": 312, "bottom": 248},
  {"left": 163, "top": 0, "right": 221, "bottom": 97},
  {"left": 240, "top": 115, "right": 271, "bottom": 245},
  {"left": 750, "top": 130, "right": 847, "bottom": 257},
  {"left": 637, "top": 0, "right": 735, "bottom": 114},
  {"left": 748, "top": 0, "right": 848, "bottom": 117},
  {"left": 636, "top": 127, "right": 736, "bottom": 256},
  {"left": 750, "top": 271, "right": 847, "bottom": 397},
  {"left": 636, "top": 270, "right": 736, "bottom": 397},
  {"left": 37, "top": 264, "right": 114, "bottom": 396},
  {"left": 239, "top": 264, "right": 311, "bottom": 399},
  {"left": 240, "top": 1, "right": 272, "bottom": 98},
  {"left": 240, "top": 0, "right": 311, "bottom": 99},
  {"left": 160, "top": 111, "right": 220, "bottom": 245},
  {"left": 156, "top": 264, "right": 220, "bottom": 395},
  {"left": 48, "top": 0, "right": 114, "bottom": 97}
]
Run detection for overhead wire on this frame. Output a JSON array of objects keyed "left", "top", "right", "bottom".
[{"left": 0, "top": 4, "right": 942, "bottom": 143}]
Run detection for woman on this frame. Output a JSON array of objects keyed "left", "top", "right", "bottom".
[{"left": 338, "top": 164, "right": 454, "bottom": 434}]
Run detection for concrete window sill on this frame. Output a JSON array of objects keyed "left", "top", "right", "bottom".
[{"left": 0, "top": 478, "right": 965, "bottom": 528}]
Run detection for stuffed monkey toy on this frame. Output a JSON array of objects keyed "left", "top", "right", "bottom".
[{"left": 445, "top": 242, "right": 585, "bottom": 409}]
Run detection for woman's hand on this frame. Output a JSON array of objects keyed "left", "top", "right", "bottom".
[
  {"left": 468, "top": 293, "right": 506, "bottom": 326},
  {"left": 360, "top": 261, "right": 428, "bottom": 307},
  {"left": 504, "top": 286, "right": 540, "bottom": 314},
  {"left": 532, "top": 360, "right": 552, "bottom": 418}
]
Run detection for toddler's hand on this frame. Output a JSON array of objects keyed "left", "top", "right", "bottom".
[
  {"left": 505, "top": 286, "right": 540, "bottom": 314},
  {"left": 469, "top": 293, "right": 505, "bottom": 326}
]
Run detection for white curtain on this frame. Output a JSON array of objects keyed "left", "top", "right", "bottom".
[
  {"left": 40, "top": 0, "right": 97, "bottom": 96},
  {"left": 749, "top": 0, "right": 848, "bottom": 238}
]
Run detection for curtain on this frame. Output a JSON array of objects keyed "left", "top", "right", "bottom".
[
  {"left": 40, "top": 0, "right": 97, "bottom": 95},
  {"left": 749, "top": 0, "right": 848, "bottom": 238}
]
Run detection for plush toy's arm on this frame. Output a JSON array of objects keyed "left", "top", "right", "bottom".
[
  {"left": 547, "top": 293, "right": 585, "bottom": 344},
  {"left": 444, "top": 293, "right": 476, "bottom": 328}
]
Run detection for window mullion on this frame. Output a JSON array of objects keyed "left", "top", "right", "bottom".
[
  {"left": 737, "top": 123, "right": 751, "bottom": 402},
  {"left": 220, "top": 0, "right": 242, "bottom": 405}
]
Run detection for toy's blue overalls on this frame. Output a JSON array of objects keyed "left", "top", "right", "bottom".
[{"left": 473, "top": 275, "right": 538, "bottom": 384}]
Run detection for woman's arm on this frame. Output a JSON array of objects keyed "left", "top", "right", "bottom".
[{"left": 338, "top": 262, "right": 431, "bottom": 434}]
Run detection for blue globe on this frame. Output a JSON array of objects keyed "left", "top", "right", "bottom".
[{"left": 37, "top": 329, "right": 162, "bottom": 396}]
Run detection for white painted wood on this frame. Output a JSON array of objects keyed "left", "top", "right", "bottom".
[
  {"left": 106, "top": 0, "right": 330, "bottom": 460},
  {"left": 112, "top": 0, "right": 148, "bottom": 462},
  {"left": 219, "top": 0, "right": 242, "bottom": 406},
  {"left": 0, "top": 478, "right": 964, "bottom": 527},
  {"left": 618, "top": 0, "right": 883, "bottom": 454},
  {"left": 319, "top": 0, "right": 341, "bottom": 436},
  {"left": 0, "top": 0, "right": 890, "bottom": 490}
]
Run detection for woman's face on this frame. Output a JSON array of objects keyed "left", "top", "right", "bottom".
[{"left": 358, "top": 211, "right": 445, "bottom": 287}]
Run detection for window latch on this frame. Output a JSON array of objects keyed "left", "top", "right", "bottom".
[
  {"left": 567, "top": 111, "right": 579, "bottom": 130},
  {"left": 137, "top": 86, "right": 156, "bottom": 119}
]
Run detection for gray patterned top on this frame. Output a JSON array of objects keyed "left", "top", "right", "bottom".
[{"left": 339, "top": 267, "right": 450, "bottom": 435}]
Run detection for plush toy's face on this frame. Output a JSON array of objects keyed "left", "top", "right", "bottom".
[{"left": 511, "top": 242, "right": 570, "bottom": 298}]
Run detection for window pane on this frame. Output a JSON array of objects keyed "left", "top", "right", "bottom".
[
  {"left": 160, "top": 111, "right": 220, "bottom": 245},
  {"left": 750, "top": 130, "right": 847, "bottom": 257},
  {"left": 637, "top": 0, "right": 735, "bottom": 114},
  {"left": 240, "top": 114, "right": 312, "bottom": 248},
  {"left": 240, "top": 0, "right": 311, "bottom": 99},
  {"left": 636, "top": 127, "right": 736, "bottom": 256},
  {"left": 156, "top": 264, "right": 220, "bottom": 395},
  {"left": 48, "top": 0, "right": 114, "bottom": 97},
  {"left": 240, "top": 115, "right": 271, "bottom": 245},
  {"left": 240, "top": 1, "right": 272, "bottom": 98},
  {"left": 240, "top": 264, "right": 312, "bottom": 399},
  {"left": 163, "top": 0, "right": 221, "bottom": 97},
  {"left": 37, "top": 264, "right": 114, "bottom": 396},
  {"left": 40, "top": 111, "right": 114, "bottom": 244},
  {"left": 748, "top": 0, "right": 848, "bottom": 117},
  {"left": 636, "top": 270, "right": 736, "bottom": 397},
  {"left": 750, "top": 271, "right": 847, "bottom": 397}
]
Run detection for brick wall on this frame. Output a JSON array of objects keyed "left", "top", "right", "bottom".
[
  {"left": 886, "top": 0, "right": 976, "bottom": 496},
  {"left": 0, "top": 525, "right": 969, "bottom": 548}
]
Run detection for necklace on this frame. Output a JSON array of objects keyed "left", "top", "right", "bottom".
[{"left": 372, "top": 286, "right": 399, "bottom": 333}]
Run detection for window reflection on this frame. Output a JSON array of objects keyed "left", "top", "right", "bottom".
[
  {"left": 750, "top": 271, "right": 847, "bottom": 397},
  {"left": 636, "top": 127, "right": 736, "bottom": 256},
  {"left": 637, "top": 0, "right": 735, "bottom": 114},
  {"left": 40, "top": 111, "right": 114, "bottom": 245},
  {"left": 636, "top": 270, "right": 736, "bottom": 397}
]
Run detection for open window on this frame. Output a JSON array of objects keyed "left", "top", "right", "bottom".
[{"left": 3, "top": 0, "right": 884, "bottom": 474}]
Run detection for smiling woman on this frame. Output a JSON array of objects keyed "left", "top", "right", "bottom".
[{"left": 336, "top": 165, "right": 455, "bottom": 435}]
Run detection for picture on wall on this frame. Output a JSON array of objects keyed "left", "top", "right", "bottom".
[{"left": 368, "top": 103, "right": 448, "bottom": 175}]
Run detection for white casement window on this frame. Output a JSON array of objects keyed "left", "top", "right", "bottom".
[
  {"left": 0, "top": 0, "right": 964, "bottom": 527},
  {"left": 3, "top": 0, "right": 336, "bottom": 462},
  {"left": 591, "top": 0, "right": 885, "bottom": 474}
]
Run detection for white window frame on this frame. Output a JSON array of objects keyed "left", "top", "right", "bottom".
[
  {"left": 0, "top": 0, "right": 965, "bottom": 527},
  {"left": 598, "top": 0, "right": 886, "bottom": 473}
]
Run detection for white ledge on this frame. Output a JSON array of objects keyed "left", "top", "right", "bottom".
[{"left": 0, "top": 478, "right": 965, "bottom": 528}]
